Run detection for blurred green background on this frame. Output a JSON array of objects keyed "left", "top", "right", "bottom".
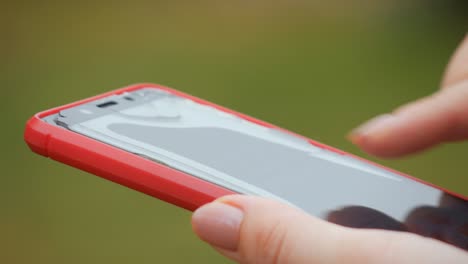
[{"left": 2, "top": 1, "right": 468, "bottom": 263}]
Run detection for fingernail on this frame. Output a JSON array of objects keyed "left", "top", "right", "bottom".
[
  {"left": 349, "top": 114, "right": 397, "bottom": 142},
  {"left": 192, "top": 201, "right": 243, "bottom": 251}
]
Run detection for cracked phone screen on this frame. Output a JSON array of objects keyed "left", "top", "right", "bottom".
[{"left": 54, "top": 87, "right": 468, "bottom": 250}]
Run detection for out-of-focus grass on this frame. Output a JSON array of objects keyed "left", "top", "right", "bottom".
[{"left": 1, "top": 1, "right": 467, "bottom": 263}]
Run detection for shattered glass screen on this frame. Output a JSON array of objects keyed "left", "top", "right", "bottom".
[{"left": 54, "top": 88, "right": 468, "bottom": 250}]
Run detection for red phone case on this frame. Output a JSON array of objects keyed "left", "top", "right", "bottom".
[{"left": 24, "top": 83, "right": 467, "bottom": 211}]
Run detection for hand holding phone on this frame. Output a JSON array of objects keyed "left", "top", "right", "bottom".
[
  {"left": 190, "top": 36, "right": 468, "bottom": 264},
  {"left": 25, "top": 37, "right": 468, "bottom": 264}
]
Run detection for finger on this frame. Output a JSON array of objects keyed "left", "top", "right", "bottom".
[
  {"left": 349, "top": 83, "right": 468, "bottom": 157},
  {"left": 192, "top": 195, "right": 468, "bottom": 264},
  {"left": 443, "top": 34, "right": 468, "bottom": 88},
  {"left": 349, "top": 80, "right": 468, "bottom": 158},
  {"left": 349, "top": 35, "right": 468, "bottom": 158}
]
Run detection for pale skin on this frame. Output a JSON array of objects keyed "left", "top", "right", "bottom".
[{"left": 191, "top": 35, "right": 468, "bottom": 263}]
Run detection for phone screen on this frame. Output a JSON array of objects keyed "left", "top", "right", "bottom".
[{"left": 52, "top": 87, "right": 468, "bottom": 250}]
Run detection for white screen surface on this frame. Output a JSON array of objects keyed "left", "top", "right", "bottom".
[{"left": 58, "top": 88, "right": 442, "bottom": 221}]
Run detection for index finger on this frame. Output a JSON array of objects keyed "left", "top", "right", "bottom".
[
  {"left": 443, "top": 34, "right": 468, "bottom": 88},
  {"left": 349, "top": 35, "right": 468, "bottom": 158}
]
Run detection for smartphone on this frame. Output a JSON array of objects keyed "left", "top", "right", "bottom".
[{"left": 25, "top": 83, "right": 468, "bottom": 250}]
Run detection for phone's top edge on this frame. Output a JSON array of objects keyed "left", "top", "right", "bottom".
[{"left": 34, "top": 83, "right": 169, "bottom": 120}]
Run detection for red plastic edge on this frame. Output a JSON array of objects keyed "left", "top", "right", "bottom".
[{"left": 24, "top": 83, "right": 467, "bottom": 212}]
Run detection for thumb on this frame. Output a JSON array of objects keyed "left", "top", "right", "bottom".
[{"left": 191, "top": 195, "right": 468, "bottom": 264}]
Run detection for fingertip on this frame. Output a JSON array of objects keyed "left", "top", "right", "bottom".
[
  {"left": 348, "top": 113, "right": 411, "bottom": 158},
  {"left": 347, "top": 130, "right": 365, "bottom": 146},
  {"left": 349, "top": 114, "right": 397, "bottom": 138},
  {"left": 349, "top": 134, "right": 409, "bottom": 159}
]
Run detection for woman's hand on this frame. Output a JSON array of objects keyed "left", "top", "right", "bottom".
[
  {"left": 191, "top": 35, "right": 468, "bottom": 263},
  {"left": 349, "top": 35, "right": 468, "bottom": 158},
  {"left": 192, "top": 195, "right": 468, "bottom": 263}
]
